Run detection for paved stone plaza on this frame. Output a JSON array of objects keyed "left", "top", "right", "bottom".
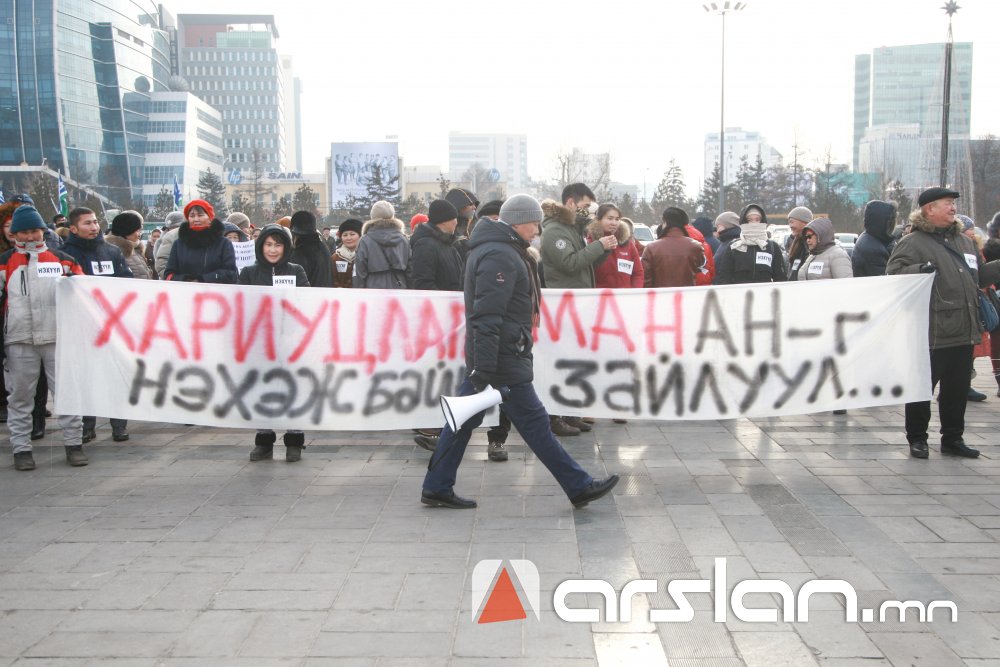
[{"left": 2, "top": 365, "right": 1000, "bottom": 666}]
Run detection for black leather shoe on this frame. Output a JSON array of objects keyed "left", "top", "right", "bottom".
[
  {"left": 968, "top": 388, "right": 987, "bottom": 402},
  {"left": 942, "top": 439, "right": 980, "bottom": 458},
  {"left": 909, "top": 439, "right": 929, "bottom": 459},
  {"left": 82, "top": 427, "right": 96, "bottom": 444},
  {"left": 414, "top": 435, "right": 438, "bottom": 452},
  {"left": 563, "top": 416, "right": 592, "bottom": 432},
  {"left": 421, "top": 490, "right": 477, "bottom": 509},
  {"left": 570, "top": 475, "right": 620, "bottom": 508}
]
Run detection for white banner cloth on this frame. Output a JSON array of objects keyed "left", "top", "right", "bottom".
[{"left": 55, "top": 275, "right": 932, "bottom": 429}]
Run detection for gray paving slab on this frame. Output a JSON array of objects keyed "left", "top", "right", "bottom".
[{"left": 4, "top": 379, "right": 1000, "bottom": 663}]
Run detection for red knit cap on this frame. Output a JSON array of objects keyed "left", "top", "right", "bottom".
[
  {"left": 410, "top": 213, "right": 428, "bottom": 232},
  {"left": 184, "top": 199, "right": 215, "bottom": 222}
]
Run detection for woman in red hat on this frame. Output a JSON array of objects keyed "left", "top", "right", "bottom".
[{"left": 164, "top": 199, "right": 238, "bottom": 283}]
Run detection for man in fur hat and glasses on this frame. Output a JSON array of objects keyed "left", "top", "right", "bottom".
[{"left": 887, "top": 187, "right": 1000, "bottom": 459}]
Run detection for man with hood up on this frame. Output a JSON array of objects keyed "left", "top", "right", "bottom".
[
  {"left": 887, "top": 187, "right": 1000, "bottom": 459},
  {"left": 290, "top": 211, "right": 335, "bottom": 288},
  {"left": 852, "top": 200, "right": 897, "bottom": 277},
  {"left": 691, "top": 216, "right": 720, "bottom": 255},
  {"left": 713, "top": 204, "right": 788, "bottom": 285},
  {"left": 444, "top": 188, "right": 480, "bottom": 240},
  {"left": 420, "top": 194, "right": 619, "bottom": 510},
  {"left": 353, "top": 201, "right": 411, "bottom": 289}
]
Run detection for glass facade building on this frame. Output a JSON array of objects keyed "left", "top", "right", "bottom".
[
  {"left": 177, "top": 15, "right": 287, "bottom": 174},
  {"left": 0, "top": 0, "right": 171, "bottom": 202},
  {"left": 853, "top": 42, "right": 973, "bottom": 171}
]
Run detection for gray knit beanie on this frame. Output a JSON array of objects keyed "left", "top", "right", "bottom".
[
  {"left": 499, "top": 194, "right": 543, "bottom": 226},
  {"left": 164, "top": 211, "right": 186, "bottom": 229},
  {"left": 787, "top": 206, "right": 813, "bottom": 224}
]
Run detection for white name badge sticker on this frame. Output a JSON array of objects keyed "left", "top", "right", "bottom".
[
  {"left": 617, "top": 258, "right": 634, "bottom": 275},
  {"left": 36, "top": 262, "right": 62, "bottom": 278},
  {"left": 808, "top": 261, "right": 825, "bottom": 275},
  {"left": 272, "top": 275, "right": 296, "bottom": 287},
  {"left": 965, "top": 253, "right": 979, "bottom": 270},
  {"left": 755, "top": 252, "right": 773, "bottom": 267},
  {"left": 791, "top": 259, "right": 801, "bottom": 272},
  {"left": 336, "top": 260, "right": 349, "bottom": 273},
  {"left": 92, "top": 261, "right": 115, "bottom": 275}
]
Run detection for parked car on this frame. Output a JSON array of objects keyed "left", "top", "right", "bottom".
[
  {"left": 835, "top": 233, "right": 858, "bottom": 257},
  {"left": 631, "top": 223, "right": 655, "bottom": 244}
]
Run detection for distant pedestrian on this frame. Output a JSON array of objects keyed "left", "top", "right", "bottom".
[
  {"left": 852, "top": 201, "right": 896, "bottom": 277},
  {"left": 353, "top": 201, "right": 411, "bottom": 289}
]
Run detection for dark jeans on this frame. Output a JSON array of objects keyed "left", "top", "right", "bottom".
[
  {"left": 423, "top": 379, "right": 592, "bottom": 497},
  {"left": 82, "top": 416, "right": 128, "bottom": 433},
  {"left": 905, "top": 345, "right": 973, "bottom": 445}
]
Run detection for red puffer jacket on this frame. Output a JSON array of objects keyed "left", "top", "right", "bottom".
[{"left": 587, "top": 221, "right": 644, "bottom": 289}]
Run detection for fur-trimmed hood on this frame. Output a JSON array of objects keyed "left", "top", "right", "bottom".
[
  {"left": 362, "top": 216, "right": 404, "bottom": 236},
  {"left": 541, "top": 200, "right": 575, "bottom": 227},
  {"left": 104, "top": 233, "right": 136, "bottom": 258},
  {"left": 909, "top": 209, "right": 963, "bottom": 236},
  {"left": 586, "top": 218, "right": 631, "bottom": 245},
  {"left": 178, "top": 218, "right": 225, "bottom": 248}
]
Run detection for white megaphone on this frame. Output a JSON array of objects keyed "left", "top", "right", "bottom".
[{"left": 440, "top": 385, "right": 509, "bottom": 432}]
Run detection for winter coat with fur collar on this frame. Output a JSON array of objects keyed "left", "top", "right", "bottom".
[{"left": 539, "top": 200, "right": 608, "bottom": 289}]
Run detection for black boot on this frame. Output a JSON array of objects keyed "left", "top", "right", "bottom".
[
  {"left": 284, "top": 432, "right": 305, "bottom": 462},
  {"left": 250, "top": 432, "right": 276, "bottom": 461}
]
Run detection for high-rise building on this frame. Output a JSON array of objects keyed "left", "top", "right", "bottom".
[
  {"left": 703, "top": 128, "right": 782, "bottom": 184},
  {"left": 853, "top": 43, "right": 973, "bottom": 172},
  {"left": 280, "top": 56, "right": 302, "bottom": 173},
  {"left": 176, "top": 14, "right": 291, "bottom": 174},
  {"left": 448, "top": 132, "right": 529, "bottom": 190},
  {"left": 139, "top": 92, "right": 223, "bottom": 209},
  {"left": 1, "top": 0, "right": 172, "bottom": 202}
]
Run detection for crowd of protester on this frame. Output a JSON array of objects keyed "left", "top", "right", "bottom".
[{"left": 2, "top": 182, "right": 999, "bottom": 484}]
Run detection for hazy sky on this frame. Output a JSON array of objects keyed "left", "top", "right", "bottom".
[{"left": 168, "top": 0, "right": 999, "bottom": 195}]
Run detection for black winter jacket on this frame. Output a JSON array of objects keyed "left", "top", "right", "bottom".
[
  {"left": 852, "top": 201, "right": 896, "bottom": 277},
  {"left": 409, "top": 222, "right": 464, "bottom": 291},
  {"left": 290, "top": 232, "right": 334, "bottom": 288},
  {"left": 62, "top": 233, "right": 132, "bottom": 277},
  {"left": 237, "top": 225, "right": 310, "bottom": 287},
  {"left": 714, "top": 226, "right": 741, "bottom": 258},
  {"left": 165, "top": 219, "right": 238, "bottom": 283},
  {"left": 713, "top": 239, "right": 788, "bottom": 284},
  {"left": 464, "top": 219, "right": 540, "bottom": 387}
]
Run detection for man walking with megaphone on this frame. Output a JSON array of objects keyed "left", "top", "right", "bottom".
[{"left": 421, "top": 195, "right": 619, "bottom": 509}]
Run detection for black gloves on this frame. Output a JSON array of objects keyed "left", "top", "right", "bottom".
[
  {"left": 469, "top": 369, "right": 497, "bottom": 393},
  {"left": 918, "top": 261, "right": 937, "bottom": 274}
]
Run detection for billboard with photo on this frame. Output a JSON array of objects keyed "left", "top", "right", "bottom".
[{"left": 330, "top": 142, "right": 399, "bottom": 206}]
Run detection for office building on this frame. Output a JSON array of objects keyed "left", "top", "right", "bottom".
[
  {"left": 1, "top": 0, "right": 172, "bottom": 202},
  {"left": 853, "top": 42, "right": 973, "bottom": 171},
  {"left": 139, "top": 92, "right": 224, "bottom": 208},
  {"left": 704, "top": 128, "right": 782, "bottom": 185},
  {"left": 177, "top": 14, "right": 292, "bottom": 174},
  {"left": 449, "top": 132, "right": 529, "bottom": 190}
]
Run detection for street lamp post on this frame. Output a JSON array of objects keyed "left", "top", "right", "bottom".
[
  {"left": 703, "top": 1, "right": 746, "bottom": 215},
  {"left": 939, "top": 1, "right": 960, "bottom": 188}
]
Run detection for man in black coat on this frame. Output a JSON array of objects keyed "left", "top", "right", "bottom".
[
  {"left": 420, "top": 194, "right": 619, "bottom": 509},
  {"left": 290, "top": 211, "right": 335, "bottom": 288},
  {"left": 410, "top": 199, "right": 464, "bottom": 291},
  {"left": 852, "top": 200, "right": 897, "bottom": 277},
  {"left": 62, "top": 207, "right": 132, "bottom": 443}
]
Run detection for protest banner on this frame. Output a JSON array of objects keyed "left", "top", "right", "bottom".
[{"left": 55, "top": 275, "right": 932, "bottom": 429}]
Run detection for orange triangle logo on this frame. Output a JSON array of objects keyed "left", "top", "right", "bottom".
[{"left": 477, "top": 567, "right": 527, "bottom": 624}]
